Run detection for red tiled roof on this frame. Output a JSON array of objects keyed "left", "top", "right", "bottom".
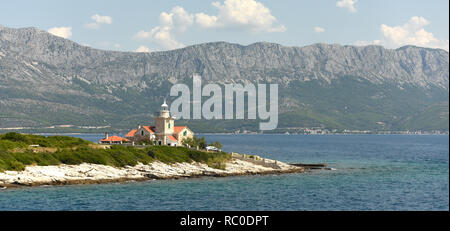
[
  {"left": 143, "top": 126, "right": 155, "bottom": 134},
  {"left": 125, "top": 129, "right": 137, "bottom": 137},
  {"left": 100, "top": 136, "right": 130, "bottom": 142},
  {"left": 168, "top": 135, "right": 177, "bottom": 142},
  {"left": 174, "top": 126, "right": 187, "bottom": 134}
]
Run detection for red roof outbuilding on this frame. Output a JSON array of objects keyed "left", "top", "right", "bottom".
[{"left": 100, "top": 136, "right": 130, "bottom": 142}]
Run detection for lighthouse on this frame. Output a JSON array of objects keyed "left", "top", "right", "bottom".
[
  {"left": 155, "top": 100, "right": 175, "bottom": 145},
  {"left": 124, "top": 100, "right": 194, "bottom": 146}
]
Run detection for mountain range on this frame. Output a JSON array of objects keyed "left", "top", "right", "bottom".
[{"left": 0, "top": 25, "right": 448, "bottom": 133}]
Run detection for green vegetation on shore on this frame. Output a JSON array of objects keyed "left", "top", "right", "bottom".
[
  {"left": 0, "top": 133, "right": 231, "bottom": 172},
  {"left": 181, "top": 136, "right": 223, "bottom": 149}
]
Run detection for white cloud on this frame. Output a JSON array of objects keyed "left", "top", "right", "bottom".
[
  {"left": 48, "top": 27, "right": 72, "bottom": 38},
  {"left": 195, "top": 13, "right": 219, "bottom": 28},
  {"left": 113, "top": 44, "right": 120, "bottom": 48},
  {"left": 151, "top": 26, "right": 185, "bottom": 49},
  {"left": 134, "top": 26, "right": 185, "bottom": 50},
  {"left": 134, "top": 0, "right": 285, "bottom": 50},
  {"left": 195, "top": 0, "right": 286, "bottom": 33},
  {"left": 135, "top": 46, "right": 154, "bottom": 53},
  {"left": 314, "top": 27, "right": 325, "bottom": 33},
  {"left": 355, "top": 16, "right": 449, "bottom": 51},
  {"left": 133, "top": 6, "right": 193, "bottom": 50},
  {"left": 85, "top": 14, "right": 112, "bottom": 29},
  {"left": 164, "top": 6, "right": 194, "bottom": 33},
  {"left": 336, "top": 0, "right": 357, "bottom": 13}
]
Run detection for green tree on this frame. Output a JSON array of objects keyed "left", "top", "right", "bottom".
[
  {"left": 197, "top": 136, "right": 207, "bottom": 149},
  {"left": 182, "top": 137, "right": 194, "bottom": 147},
  {"left": 214, "top": 141, "right": 223, "bottom": 149},
  {"left": 182, "top": 136, "right": 214, "bottom": 150}
]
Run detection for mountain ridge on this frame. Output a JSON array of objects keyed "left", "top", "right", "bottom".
[
  {"left": 0, "top": 25, "right": 448, "bottom": 132},
  {"left": 1, "top": 26, "right": 448, "bottom": 87}
]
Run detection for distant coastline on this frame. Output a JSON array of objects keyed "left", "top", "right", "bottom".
[{"left": 0, "top": 127, "right": 448, "bottom": 135}]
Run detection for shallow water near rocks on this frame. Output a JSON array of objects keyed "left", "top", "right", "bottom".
[{"left": 0, "top": 134, "right": 448, "bottom": 210}]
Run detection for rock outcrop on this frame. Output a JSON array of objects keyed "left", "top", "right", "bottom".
[{"left": 0, "top": 158, "right": 303, "bottom": 188}]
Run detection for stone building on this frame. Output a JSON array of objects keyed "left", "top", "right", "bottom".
[{"left": 125, "top": 101, "right": 194, "bottom": 146}]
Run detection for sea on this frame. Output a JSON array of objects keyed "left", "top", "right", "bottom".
[{"left": 0, "top": 134, "right": 448, "bottom": 211}]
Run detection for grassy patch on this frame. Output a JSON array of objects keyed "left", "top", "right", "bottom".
[{"left": 0, "top": 133, "right": 231, "bottom": 171}]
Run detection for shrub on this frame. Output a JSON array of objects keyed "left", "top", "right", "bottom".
[
  {"left": 9, "top": 160, "right": 26, "bottom": 171},
  {"left": 1, "top": 132, "right": 28, "bottom": 142},
  {"left": 0, "top": 140, "right": 23, "bottom": 150}
]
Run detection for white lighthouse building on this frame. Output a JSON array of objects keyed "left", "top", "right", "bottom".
[{"left": 125, "top": 100, "right": 194, "bottom": 146}]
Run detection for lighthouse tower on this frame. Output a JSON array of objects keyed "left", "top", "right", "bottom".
[{"left": 155, "top": 100, "right": 175, "bottom": 145}]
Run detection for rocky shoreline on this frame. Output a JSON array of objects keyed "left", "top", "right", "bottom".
[{"left": 0, "top": 158, "right": 304, "bottom": 189}]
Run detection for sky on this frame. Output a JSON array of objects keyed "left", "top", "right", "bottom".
[{"left": 1, "top": 0, "right": 448, "bottom": 52}]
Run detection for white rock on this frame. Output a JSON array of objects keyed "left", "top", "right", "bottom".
[{"left": 0, "top": 158, "right": 302, "bottom": 186}]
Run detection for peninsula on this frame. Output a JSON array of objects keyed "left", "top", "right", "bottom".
[{"left": 0, "top": 132, "right": 303, "bottom": 189}]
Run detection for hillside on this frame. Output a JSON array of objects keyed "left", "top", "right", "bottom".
[{"left": 0, "top": 25, "right": 448, "bottom": 132}]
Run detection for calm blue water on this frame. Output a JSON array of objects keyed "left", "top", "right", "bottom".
[{"left": 0, "top": 134, "right": 448, "bottom": 211}]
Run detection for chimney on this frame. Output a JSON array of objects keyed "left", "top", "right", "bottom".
[
  {"left": 138, "top": 124, "right": 141, "bottom": 129},
  {"left": 105, "top": 132, "right": 109, "bottom": 139}
]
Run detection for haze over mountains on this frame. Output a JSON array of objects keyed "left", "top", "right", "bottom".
[{"left": 0, "top": 25, "right": 448, "bottom": 133}]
